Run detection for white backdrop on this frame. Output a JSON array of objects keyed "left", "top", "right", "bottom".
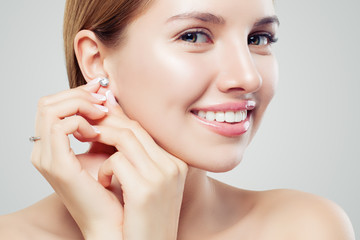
[{"left": 0, "top": 0, "right": 359, "bottom": 237}]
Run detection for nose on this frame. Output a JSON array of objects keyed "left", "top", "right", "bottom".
[{"left": 216, "top": 43, "right": 262, "bottom": 94}]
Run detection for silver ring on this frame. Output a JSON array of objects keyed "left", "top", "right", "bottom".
[
  {"left": 99, "top": 77, "right": 109, "bottom": 87},
  {"left": 29, "top": 136, "right": 41, "bottom": 142}
]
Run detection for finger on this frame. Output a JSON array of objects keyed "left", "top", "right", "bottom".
[
  {"left": 42, "top": 98, "right": 108, "bottom": 120},
  {"left": 35, "top": 89, "right": 107, "bottom": 142},
  {"left": 94, "top": 125, "right": 159, "bottom": 177},
  {"left": 94, "top": 92, "right": 187, "bottom": 173},
  {"left": 35, "top": 102, "right": 105, "bottom": 149},
  {"left": 96, "top": 115, "right": 174, "bottom": 166},
  {"left": 98, "top": 152, "right": 143, "bottom": 189},
  {"left": 96, "top": 114, "right": 158, "bottom": 154},
  {"left": 73, "top": 130, "right": 99, "bottom": 143},
  {"left": 82, "top": 78, "right": 102, "bottom": 91},
  {"left": 49, "top": 116, "right": 100, "bottom": 170},
  {"left": 38, "top": 82, "right": 103, "bottom": 107},
  {"left": 104, "top": 90, "right": 125, "bottom": 116}
]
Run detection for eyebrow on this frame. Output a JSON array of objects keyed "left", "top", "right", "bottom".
[
  {"left": 254, "top": 15, "right": 280, "bottom": 27},
  {"left": 166, "top": 12, "right": 226, "bottom": 25},
  {"left": 166, "top": 12, "right": 280, "bottom": 28}
]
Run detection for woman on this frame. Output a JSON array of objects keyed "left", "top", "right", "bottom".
[{"left": 0, "top": 0, "right": 355, "bottom": 239}]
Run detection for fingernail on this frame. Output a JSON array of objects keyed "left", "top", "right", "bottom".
[
  {"left": 91, "top": 93, "right": 106, "bottom": 101},
  {"left": 92, "top": 126, "right": 101, "bottom": 134},
  {"left": 93, "top": 104, "right": 108, "bottom": 113},
  {"left": 87, "top": 78, "right": 101, "bottom": 85},
  {"left": 105, "top": 90, "right": 117, "bottom": 106}
]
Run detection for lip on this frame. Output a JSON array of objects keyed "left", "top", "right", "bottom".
[{"left": 190, "top": 100, "right": 255, "bottom": 137}]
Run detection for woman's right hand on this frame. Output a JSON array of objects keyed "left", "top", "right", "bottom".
[
  {"left": 30, "top": 80, "right": 124, "bottom": 239},
  {"left": 90, "top": 90, "right": 189, "bottom": 240},
  {"left": 31, "top": 78, "right": 188, "bottom": 240}
]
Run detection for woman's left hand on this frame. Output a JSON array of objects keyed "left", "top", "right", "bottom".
[{"left": 91, "top": 90, "right": 188, "bottom": 240}]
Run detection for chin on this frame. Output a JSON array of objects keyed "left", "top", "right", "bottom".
[{"left": 188, "top": 153, "right": 244, "bottom": 173}]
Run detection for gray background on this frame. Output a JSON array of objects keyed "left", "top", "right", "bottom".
[{"left": 0, "top": 0, "right": 359, "bottom": 237}]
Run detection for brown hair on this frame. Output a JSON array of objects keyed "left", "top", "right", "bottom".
[{"left": 63, "top": 0, "right": 153, "bottom": 88}]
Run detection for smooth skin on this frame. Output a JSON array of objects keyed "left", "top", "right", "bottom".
[
  {"left": 0, "top": 0, "right": 355, "bottom": 239},
  {"left": 32, "top": 82, "right": 188, "bottom": 240}
]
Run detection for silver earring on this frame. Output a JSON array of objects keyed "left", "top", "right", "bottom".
[{"left": 99, "top": 77, "right": 109, "bottom": 87}]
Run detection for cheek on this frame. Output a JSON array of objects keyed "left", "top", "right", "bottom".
[
  {"left": 256, "top": 54, "right": 278, "bottom": 103},
  {"left": 249, "top": 54, "right": 278, "bottom": 139},
  {"left": 144, "top": 45, "right": 215, "bottom": 110},
  {"left": 116, "top": 43, "right": 215, "bottom": 116},
  {"left": 110, "top": 41, "right": 216, "bottom": 143}
]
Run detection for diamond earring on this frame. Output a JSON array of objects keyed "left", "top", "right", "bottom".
[{"left": 99, "top": 77, "right": 109, "bottom": 87}]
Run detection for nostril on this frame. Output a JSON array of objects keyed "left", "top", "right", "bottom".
[
  {"left": 227, "top": 87, "right": 246, "bottom": 92},
  {"left": 216, "top": 75, "right": 262, "bottom": 94}
]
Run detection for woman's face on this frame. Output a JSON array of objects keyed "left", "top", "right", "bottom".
[{"left": 105, "top": 0, "right": 279, "bottom": 172}]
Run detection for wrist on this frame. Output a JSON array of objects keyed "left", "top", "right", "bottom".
[
  {"left": 83, "top": 227, "right": 123, "bottom": 240},
  {"left": 85, "top": 232, "right": 123, "bottom": 240}
]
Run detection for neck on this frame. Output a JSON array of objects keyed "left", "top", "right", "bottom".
[
  {"left": 178, "top": 167, "right": 219, "bottom": 238},
  {"left": 181, "top": 167, "right": 213, "bottom": 210}
]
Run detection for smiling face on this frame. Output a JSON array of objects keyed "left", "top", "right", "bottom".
[{"left": 104, "top": 0, "right": 279, "bottom": 172}]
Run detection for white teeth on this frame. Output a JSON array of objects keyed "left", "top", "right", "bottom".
[
  {"left": 205, "top": 111, "right": 215, "bottom": 121},
  {"left": 196, "top": 110, "right": 248, "bottom": 123},
  {"left": 215, "top": 112, "right": 225, "bottom": 122},
  {"left": 225, "top": 111, "right": 235, "bottom": 123},
  {"left": 235, "top": 111, "right": 242, "bottom": 122},
  {"left": 198, "top": 110, "right": 206, "bottom": 118},
  {"left": 242, "top": 111, "right": 247, "bottom": 120}
]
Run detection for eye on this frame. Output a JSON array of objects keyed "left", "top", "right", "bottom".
[
  {"left": 248, "top": 33, "right": 277, "bottom": 46},
  {"left": 179, "top": 31, "right": 211, "bottom": 44}
]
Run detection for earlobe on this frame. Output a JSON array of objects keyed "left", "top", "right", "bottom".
[{"left": 74, "top": 30, "right": 107, "bottom": 83}]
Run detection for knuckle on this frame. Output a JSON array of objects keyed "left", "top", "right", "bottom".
[
  {"left": 74, "top": 88, "right": 94, "bottom": 101},
  {"left": 116, "top": 128, "right": 135, "bottom": 141},
  {"left": 165, "top": 163, "right": 180, "bottom": 179},
  {"left": 73, "top": 87, "right": 85, "bottom": 94},
  {"left": 72, "top": 115, "right": 84, "bottom": 124},
  {"left": 37, "top": 96, "right": 51, "bottom": 108},
  {"left": 38, "top": 104, "right": 55, "bottom": 118},
  {"left": 69, "top": 87, "right": 83, "bottom": 96},
  {"left": 51, "top": 122, "right": 65, "bottom": 135},
  {"left": 150, "top": 172, "right": 165, "bottom": 186},
  {"left": 77, "top": 87, "right": 89, "bottom": 96},
  {"left": 109, "top": 152, "right": 125, "bottom": 167},
  {"left": 129, "top": 120, "right": 141, "bottom": 129},
  {"left": 76, "top": 97, "right": 88, "bottom": 106},
  {"left": 37, "top": 97, "right": 54, "bottom": 116},
  {"left": 109, "top": 152, "right": 121, "bottom": 164},
  {"left": 113, "top": 151, "right": 125, "bottom": 159},
  {"left": 129, "top": 120, "right": 148, "bottom": 137},
  {"left": 108, "top": 157, "right": 117, "bottom": 167},
  {"left": 178, "top": 161, "right": 188, "bottom": 174},
  {"left": 136, "top": 183, "right": 156, "bottom": 204},
  {"left": 30, "top": 152, "right": 40, "bottom": 168}
]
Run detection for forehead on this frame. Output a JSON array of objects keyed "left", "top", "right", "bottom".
[{"left": 141, "top": 0, "right": 275, "bottom": 25}]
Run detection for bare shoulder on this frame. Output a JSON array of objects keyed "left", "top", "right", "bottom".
[
  {"left": 0, "top": 194, "right": 83, "bottom": 239},
  {"left": 0, "top": 211, "right": 31, "bottom": 239},
  {"left": 252, "top": 189, "right": 355, "bottom": 240}
]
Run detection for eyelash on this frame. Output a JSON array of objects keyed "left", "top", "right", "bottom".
[
  {"left": 176, "top": 29, "right": 213, "bottom": 45},
  {"left": 176, "top": 29, "right": 278, "bottom": 47},
  {"left": 248, "top": 32, "right": 278, "bottom": 46}
]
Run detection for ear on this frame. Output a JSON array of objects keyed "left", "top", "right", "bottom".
[{"left": 74, "top": 30, "right": 107, "bottom": 83}]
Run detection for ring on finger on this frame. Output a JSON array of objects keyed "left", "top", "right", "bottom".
[{"left": 29, "top": 136, "right": 41, "bottom": 142}]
